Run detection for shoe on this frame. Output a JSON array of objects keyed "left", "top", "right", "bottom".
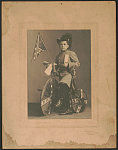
[
  {"left": 55, "top": 99, "right": 63, "bottom": 108},
  {"left": 59, "top": 109, "right": 73, "bottom": 115}
]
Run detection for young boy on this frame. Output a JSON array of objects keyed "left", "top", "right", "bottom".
[{"left": 54, "top": 33, "right": 80, "bottom": 114}]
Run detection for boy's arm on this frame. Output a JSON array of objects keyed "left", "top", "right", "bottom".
[{"left": 68, "top": 51, "right": 80, "bottom": 68}]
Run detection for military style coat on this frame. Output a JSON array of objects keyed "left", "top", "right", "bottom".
[{"left": 55, "top": 49, "right": 80, "bottom": 87}]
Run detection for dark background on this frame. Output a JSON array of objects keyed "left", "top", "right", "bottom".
[{"left": 27, "top": 30, "right": 91, "bottom": 110}]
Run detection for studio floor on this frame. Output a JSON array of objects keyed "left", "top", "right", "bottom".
[{"left": 28, "top": 103, "right": 91, "bottom": 119}]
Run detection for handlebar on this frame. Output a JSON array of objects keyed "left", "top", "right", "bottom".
[{"left": 43, "top": 61, "right": 57, "bottom": 76}]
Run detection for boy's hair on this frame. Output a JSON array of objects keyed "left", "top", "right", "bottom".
[{"left": 57, "top": 33, "right": 72, "bottom": 49}]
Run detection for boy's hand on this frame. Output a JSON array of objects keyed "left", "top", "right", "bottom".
[{"left": 75, "top": 62, "right": 80, "bottom": 67}]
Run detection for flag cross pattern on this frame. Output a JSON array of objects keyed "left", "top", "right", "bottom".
[{"left": 33, "top": 33, "right": 47, "bottom": 61}]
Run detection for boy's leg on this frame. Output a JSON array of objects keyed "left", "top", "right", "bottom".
[{"left": 57, "top": 83, "right": 72, "bottom": 112}]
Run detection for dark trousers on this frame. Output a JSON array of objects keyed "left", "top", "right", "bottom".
[
  {"left": 51, "top": 82, "right": 71, "bottom": 113},
  {"left": 57, "top": 83, "right": 70, "bottom": 112}
]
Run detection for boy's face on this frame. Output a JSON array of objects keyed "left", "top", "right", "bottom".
[{"left": 59, "top": 41, "right": 69, "bottom": 51}]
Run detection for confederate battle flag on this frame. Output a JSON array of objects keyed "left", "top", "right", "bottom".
[{"left": 32, "top": 33, "right": 47, "bottom": 61}]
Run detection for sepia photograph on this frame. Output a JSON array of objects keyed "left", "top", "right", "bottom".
[
  {"left": 27, "top": 30, "right": 91, "bottom": 119},
  {"left": 2, "top": 1, "right": 116, "bottom": 148}
]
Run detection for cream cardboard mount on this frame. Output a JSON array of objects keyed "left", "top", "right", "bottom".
[{"left": 2, "top": 1, "right": 116, "bottom": 148}]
